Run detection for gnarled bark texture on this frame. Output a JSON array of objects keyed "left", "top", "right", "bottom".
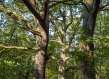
[{"left": 79, "top": 0, "right": 100, "bottom": 79}]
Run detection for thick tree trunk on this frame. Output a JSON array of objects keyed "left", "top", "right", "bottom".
[
  {"left": 34, "top": 48, "right": 47, "bottom": 79},
  {"left": 33, "top": 18, "right": 48, "bottom": 79},
  {"left": 22, "top": 1, "right": 49, "bottom": 79},
  {"left": 79, "top": 0, "right": 100, "bottom": 79}
]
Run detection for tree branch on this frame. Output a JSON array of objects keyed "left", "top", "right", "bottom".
[
  {"left": 65, "top": 7, "right": 73, "bottom": 31},
  {"left": 0, "top": 44, "right": 36, "bottom": 50},
  {"left": 0, "top": 6, "right": 41, "bottom": 36},
  {"left": 79, "top": 1, "right": 90, "bottom": 13},
  {"left": 49, "top": 1, "right": 69, "bottom": 9},
  {"left": 100, "top": 2, "right": 109, "bottom": 10},
  {"left": 49, "top": 0, "right": 78, "bottom": 8},
  {"left": 68, "top": 15, "right": 83, "bottom": 46},
  {"left": 0, "top": 27, "right": 16, "bottom": 56},
  {"left": 22, "top": 0, "right": 42, "bottom": 21},
  {"left": 42, "top": 0, "right": 48, "bottom": 20},
  {"left": 22, "top": 0, "right": 49, "bottom": 34},
  {"left": 49, "top": 12, "right": 64, "bottom": 45}
]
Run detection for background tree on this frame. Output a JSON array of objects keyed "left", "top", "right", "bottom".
[
  {"left": 79, "top": 0, "right": 109, "bottom": 79},
  {"left": 49, "top": 2, "right": 82, "bottom": 79}
]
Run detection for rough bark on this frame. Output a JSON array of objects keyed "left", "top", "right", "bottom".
[
  {"left": 79, "top": 0, "right": 100, "bottom": 79},
  {"left": 33, "top": 18, "right": 48, "bottom": 79},
  {"left": 22, "top": 0, "right": 49, "bottom": 79}
]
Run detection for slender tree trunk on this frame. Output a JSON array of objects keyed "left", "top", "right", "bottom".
[
  {"left": 79, "top": 0, "right": 100, "bottom": 79},
  {"left": 58, "top": 6, "right": 67, "bottom": 78},
  {"left": 58, "top": 49, "right": 66, "bottom": 79},
  {"left": 58, "top": 5, "right": 70, "bottom": 79}
]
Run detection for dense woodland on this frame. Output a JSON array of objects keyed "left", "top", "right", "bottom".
[{"left": 0, "top": 0, "right": 109, "bottom": 79}]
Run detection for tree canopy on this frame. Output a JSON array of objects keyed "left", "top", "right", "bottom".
[{"left": 0, "top": 0, "right": 109, "bottom": 79}]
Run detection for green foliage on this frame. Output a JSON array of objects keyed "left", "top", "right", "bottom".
[{"left": 0, "top": 0, "right": 109, "bottom": 79}]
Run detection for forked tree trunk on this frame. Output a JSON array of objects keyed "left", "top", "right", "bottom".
[
  {"left": 22, "top": 0, "right": 49, "bottom": 79},
  {"left": 79, "top": 0, "right": 100, "bottom": 79}
]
